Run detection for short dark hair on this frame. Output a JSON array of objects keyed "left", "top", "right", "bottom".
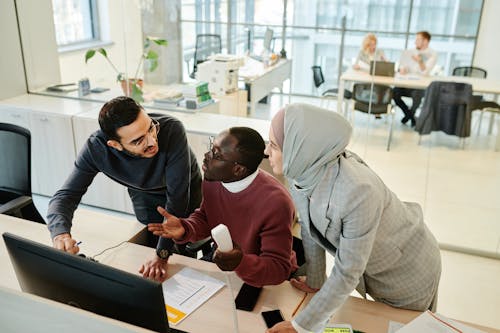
[
  {"left": 98, "top": 96, "right": 143, "bottom": 140},
  {"left": 417, "top": 31, "right": 431, "bottom": 42},
  {"left": 229, "top": 127, "right": 265, "bottom": 173}
]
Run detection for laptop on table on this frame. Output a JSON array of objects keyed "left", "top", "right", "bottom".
[{"left": 369, "top": 61, "right": 395, "bottom": 77}]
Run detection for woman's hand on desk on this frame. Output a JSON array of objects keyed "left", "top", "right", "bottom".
[
  {"left": 290, "top": 276, "right": 319, "bottom": 293},
  {"left": 52, "top": 233, "right": 79, "bottom": 254},
  {"left": 266, "top": 321, "right": 297, "bottom": 333},
  {"left": 147, "top": 207, "right": 186, "bottom": 240},
  {"left": 139, "top": 256, "right": 169, "bottom": 282}
]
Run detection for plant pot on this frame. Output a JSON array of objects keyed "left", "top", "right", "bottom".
[{"left": 120, "top": 78, "right": 144, "bottom": 96}]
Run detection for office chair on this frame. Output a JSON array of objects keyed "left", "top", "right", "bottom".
[
  {"left": 452, "top": 66, "right": 499, "bottom": 136},
  {"left": 351, "top": 83, "right": 395, "bottom": 151},
  {"left": 311, "top": 66, "right": 352, "bottom": 111},
  {"left": 416, "top": 81, "right": 473, "bottom": 148},
  {"left": 190, "top": 34, "right": 222, "bottom": 79},
  {"left": 0, "top": 123, "right": 45, "bottom": 223}
]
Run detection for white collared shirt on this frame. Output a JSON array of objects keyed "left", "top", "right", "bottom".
[{"left": 221, "top": 169, "right": 259, "bottom": 193}]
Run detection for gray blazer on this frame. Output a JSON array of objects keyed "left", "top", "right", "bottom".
[{"left": 291, "top": 151, "right": 441, "bottom": 332}]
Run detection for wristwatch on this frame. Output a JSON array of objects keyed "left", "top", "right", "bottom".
[{"left": 156, "top": 248, "right": 171, "bottom": 260}]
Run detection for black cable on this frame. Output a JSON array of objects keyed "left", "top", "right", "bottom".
[{"left": 91, "top": 240, "right": 128, "bottom": 259}]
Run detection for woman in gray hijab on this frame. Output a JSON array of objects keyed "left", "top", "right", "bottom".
[{"left": 264, "top": 103, "right": 441, "bottom": 333}]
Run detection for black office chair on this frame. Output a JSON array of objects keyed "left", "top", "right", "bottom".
[
  {"left": 0, "top": 123, "right": 45, "bottom": 223},
  {"left": 452, "top": 66, "right": 499, "bottom": 136},
  {"left": 416, "top": 81, "right": 473, "bottom": 148},
  {"left": 452, "top": 66, "right": 487, "bottom": 78},
  {"left": 311, "top": 66, "right": 352, "bottom": 110},
  {"left": 352, "top": 83, "right": 395, "bottom": 151},
  {"left": 190, "top": 34, "right": 222, "bottom": 79}
]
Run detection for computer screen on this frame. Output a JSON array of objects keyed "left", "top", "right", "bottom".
[
  {"left": 3, "top": 232, "right": 186, "bottom": 333},
  {"left": 263, "top": 28, "right": 274, "bottom": 51}
]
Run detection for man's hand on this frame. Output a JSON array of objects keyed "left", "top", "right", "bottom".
[
  {"left": 213, "top": 242, "right": 243, "bottom": 271},
  {"left": 52, "top": 233, "right": 79, "bottom": 254},
  {"left": 266, "top": 321, "right": 297, "bottom": 333},
  {"left": 147, "top": 206, "right": 186, "bottom": 240},
  {"left": 139, "top": 254, "right": 169, "bottom": 282},
  {"left": 290, "top": 276, "right": 320, "bottom": 293}
]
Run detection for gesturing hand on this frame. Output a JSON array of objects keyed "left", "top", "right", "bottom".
[
  {"left": 52, "top": 233, "right": 79, "bottom": 254},
  {"left": 266, "top": 321, "right": 297, "bottom": 333},
  {"left": 139, "top": 254, "right": 169, "bottom": 282},
  {"left": 147, "top": 206, "right": 186, "bottom": 240},
  {"left": 213, "top": 242, "right": 243, "bottom": 271}
]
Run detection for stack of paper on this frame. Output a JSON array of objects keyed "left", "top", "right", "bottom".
[
  {"left": 162, "top": 267, "right": 225, "bottom": 326},
  {"left": 395, "top": 311, "right": 487, "bottom": 333}
]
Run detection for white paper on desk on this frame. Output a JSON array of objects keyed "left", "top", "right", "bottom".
[
  {"left": 397, "top": 311, "right": 486, "bottom": 333},
  {"left": 162, "top": 267, "right": 225, "bottom": 325},
  {"left": 387, "top": 320, "right": 404, "bottom": 333}
]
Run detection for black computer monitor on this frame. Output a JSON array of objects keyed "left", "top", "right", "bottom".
[{"left": 2, "top": 232, "right": 186, "bottom": 333}]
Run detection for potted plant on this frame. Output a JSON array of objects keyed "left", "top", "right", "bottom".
[{"left": 85, "top": 36, "right": 168, "bottom": 102}]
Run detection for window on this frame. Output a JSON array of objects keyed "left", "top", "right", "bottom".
[{"left": 52, "top": 0, "right": 99, "bottom": 46}]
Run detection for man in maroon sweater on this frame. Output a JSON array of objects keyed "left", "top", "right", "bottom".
[{"left": 148, "top": 127, "right": 297, "bottom": 287}]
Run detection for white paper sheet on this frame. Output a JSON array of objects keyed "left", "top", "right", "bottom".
[{"left": 162, "top": 267, "right": 225, "bottom": 325}]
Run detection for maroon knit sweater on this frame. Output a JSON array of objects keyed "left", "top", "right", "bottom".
[{"left": 179, "top": 170, "right": 297, "bottom": 287}]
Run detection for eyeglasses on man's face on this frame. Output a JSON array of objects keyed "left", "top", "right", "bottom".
[
  {"left": 128, "top": 119, "right": 160, "bottom": 149},
  {"left": 206, "top": 136, "right": 243, "bottom": 166}
]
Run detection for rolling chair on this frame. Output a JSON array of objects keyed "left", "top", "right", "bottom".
[
  {"left": 351, "top": 83, "right": 395, "bottom": 151},
  {"left": 311, "top": 66, "right": 352, "bottom": 111},
  {"left": 416, "top": 81, "right": 473, "bottom": 148},
  {"left": 0, "top": 123, "right": 45, "bottom": 223},
  {"left": 452, "top": 66, "right": 499, "bottom": 136},
  {"left": 190, "top": 34, "right": 222, "bottom": 79}
]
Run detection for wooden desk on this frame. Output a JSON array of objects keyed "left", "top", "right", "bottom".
[
  {"left": 239, "top": 59, "right": 292, "bottom": 115},
  {"left": 1, "top": 212, "right": 498, "bottom": 333},
  {"left": 338, "top": 70, "right": 500, "bottom": 115}
]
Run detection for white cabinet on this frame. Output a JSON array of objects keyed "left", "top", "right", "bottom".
[
  {"left": 72, "top": 111, "right": 134, "bottom": 214},
  {"left": 30, "top": 111, "right": 76, "bottom": 196},
  {"left": 0, "top": 106, "right": 30, "bottom": 129}
]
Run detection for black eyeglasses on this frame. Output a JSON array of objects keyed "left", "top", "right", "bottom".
[
  {"left": 206, "top": 136, "right": 245, "bottom": 167},
  {"left": 129, "top": 119, "right": 160, "bottom": 148}
]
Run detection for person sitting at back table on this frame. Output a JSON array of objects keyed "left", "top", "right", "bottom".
[
  {"left": 46, "top": 96, "right": 202, "bottom": 282},
  {"left": 394, "top": 30, "right": 438, "bottom": 127},
  {"left": 353, "top": 33, "right": 387, "bottom": 71},
  {"left": 148, "top": 127, "right": 297, "bottom": 286}
]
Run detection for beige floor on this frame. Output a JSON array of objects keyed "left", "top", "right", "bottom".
[{"left": 33, "top": 93, "right": 500, "bottom": 330}]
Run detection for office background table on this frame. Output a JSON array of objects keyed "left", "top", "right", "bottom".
[
  {"left": 1, "top": 212, "right": 499, "bottom": 333},
  {"left": 338, "top": 70, "right": 500, "bottom": 114},
  {"left": 239, "top": 59, "right": 292, "bottom": 115}
]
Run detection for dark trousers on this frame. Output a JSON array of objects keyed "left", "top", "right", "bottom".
[
  {"left": 393, "top": 87, "right": 425, "bottom": 121},
  {"left": 127, "top": 187, "right": 202, "bottom": 256}
]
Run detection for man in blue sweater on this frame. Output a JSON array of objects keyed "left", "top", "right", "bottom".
[{"left": 46, "top": 96, "right": 202, "bottom": 281}]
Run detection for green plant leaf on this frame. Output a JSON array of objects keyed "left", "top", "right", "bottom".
[
  {"left": 131, "top": 83, "right": 144, "bottom": 103},
  {"left": 148, "top": 59, "right": 158, "bottom": 72},
  {"left": 153, "top": 38, "right": 168, "bottom": 46},
  {"left": 117, "top": 73, "right": 125, "bottom": 82},
  {"left": 97, "top": 48, "right": 108, "bottom": 58},
  {"left": 84, "top": 49, "right": 96, "bottom": 63},
  {"left": 145, "top": 50, "right": 158, "bottom": 60}
]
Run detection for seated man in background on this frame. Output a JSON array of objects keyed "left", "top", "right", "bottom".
[
  {"left": 47, "top": 96, "right": 202, "bottom": 281},
  {"left": 147, "top": 127, "right": 297, "bottom": 286},
  {"left": 394, "top": 30, "right": 437, "bottom": 126}
]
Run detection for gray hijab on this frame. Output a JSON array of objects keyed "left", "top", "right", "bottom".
[{"left": 281, "top": 103, "right": 352, "bottom": 196}]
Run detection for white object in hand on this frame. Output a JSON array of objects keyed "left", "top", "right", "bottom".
[{"left": 211, "top": 224, "right": 233, "bottom": 252}]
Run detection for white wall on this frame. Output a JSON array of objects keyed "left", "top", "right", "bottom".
[
  {"left": 0, "top": 0, "right": 26, "bottom": 99},
  {"left": 473, "top": 0, "right": 500, "bottom": 79}
]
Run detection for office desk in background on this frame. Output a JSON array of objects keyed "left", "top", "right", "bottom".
[
  {"left": 1, "top": 212, "right": 499, "bottom": 333},
  {"left": 338, "top": 70, "right": 500, "bottom": 115},
  {"left": 239, "top": 58, "right": 292, "bottom": 115}
]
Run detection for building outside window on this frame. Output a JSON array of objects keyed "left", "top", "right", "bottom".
[
  {"left": 52, "top": 0, "right": 99, "bottom": 46},
  {"left": 180, "top": 0, "right": 483, "bottom": 96}
]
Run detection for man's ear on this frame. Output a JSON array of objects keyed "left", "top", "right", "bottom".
[
  {"left": 233, "top": 164, "right": 248, "bottom": 178},
  {"left": 107, "top": 140, "right": 123, "bottom": 151}
]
